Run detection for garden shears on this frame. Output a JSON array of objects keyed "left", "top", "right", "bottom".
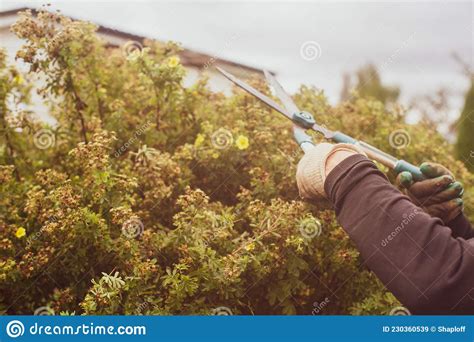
[{"left": 216, "top": 67, "right": 425, "bottom": 181}]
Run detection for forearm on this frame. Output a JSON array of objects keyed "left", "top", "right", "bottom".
[{"left": 324, "top": 155, "right": 474, "bottom": 314}]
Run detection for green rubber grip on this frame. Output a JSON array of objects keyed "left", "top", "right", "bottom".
[
  {"left": 394, "top": 160, "right": 425, "bottom": 181},
  {"left": 332, "top": 132, "right": 425, "bottom": 182}
]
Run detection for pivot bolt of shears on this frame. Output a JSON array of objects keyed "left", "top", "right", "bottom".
[{"left": 292, "top": 111, "right": 316, "bottom": 129}]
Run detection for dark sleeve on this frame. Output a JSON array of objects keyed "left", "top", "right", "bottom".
[
  {"left": 324, "top": 154, "right": 474, "bottom": 314},
  {"left": 447, "top": 213, "right": 474, "bottom": 240}
]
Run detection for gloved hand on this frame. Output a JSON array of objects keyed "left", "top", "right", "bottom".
[
  {"left": 296, "top": 143, "right": 366, "bottom": 200},
  {"left": 396, "top": 162, "right": 464, "bottom": 223}
]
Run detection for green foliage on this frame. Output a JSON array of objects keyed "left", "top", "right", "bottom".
[
  {"left": 455, "top": 80, "right": 474, "bottom": 171},
  {"left": 341, "top": 64, "right": 400, "bottom": 105},
  {"left": 0, "top": 10, "right": 472, "bottom": 315}
]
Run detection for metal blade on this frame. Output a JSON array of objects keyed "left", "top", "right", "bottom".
[
  {"left": 264, "top": 70, "right": 334, "bottom": 138},
  {"left": 263, "top": 70, "right": 300, "bottom": 114},
  {"left": 216, "top": 67, "right": 293, "bottom": 121}
]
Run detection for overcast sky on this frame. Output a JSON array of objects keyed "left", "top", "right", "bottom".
[{"left": 2, "top": 0, "right": 473, "bottom": 126}]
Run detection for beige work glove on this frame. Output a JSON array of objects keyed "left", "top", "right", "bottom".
[{"left": 296, "top": 143, "right": 367, "bottom": 200}]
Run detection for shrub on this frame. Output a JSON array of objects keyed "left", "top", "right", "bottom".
[
  {"left": 455, "top": 80, "right": 474, "bottom": 171},
  {"left": 0, "top": 10, "right": 472, "bottom": 315}
]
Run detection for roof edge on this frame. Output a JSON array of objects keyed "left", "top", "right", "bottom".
[{"left": 0, "top": 6, "right": 265, "bottom": 74}]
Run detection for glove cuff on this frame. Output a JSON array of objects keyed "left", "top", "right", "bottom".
[{"left": 297, "top": 143, "right": 367, "bottom": 200}]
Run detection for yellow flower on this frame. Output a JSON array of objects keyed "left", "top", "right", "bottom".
[
  {"left": 212, "top": 152, "right": 219, "bottom": 159},
  {"left": 235, "top": 135, "right": 249, "bottom": 150},
  {"left": 167, "top": 56, "right": 180, "bottom": 68},
  {"left": 15, "top": 227, "right": 26, "bottom": 239},
  {"left": 194, "top": 133, "right": 205, "bottom": 147},
  {"left": 13, "top": 75, "right": 24, "bottom": 85},
  {"left": 245, "top": 242, "right": 255, "bottom": 251}
]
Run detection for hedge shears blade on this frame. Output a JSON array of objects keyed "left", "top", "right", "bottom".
[
  {"left": 217, "top": 67, "right": 425, "bottom": 180},
  {"left": 216, "top": 67, "right": 292, "bottom": 121},
  {"left": 263, "top": 70, "right": 299, "bottom": 115},
  {"left": 217, "top": 66, "right": 317, "bottom": 152}
]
